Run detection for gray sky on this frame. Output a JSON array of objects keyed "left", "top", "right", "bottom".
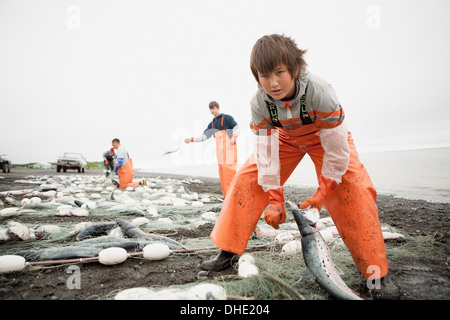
[{"left": 1, "top": 0, "right": 449, "bottom": 170}]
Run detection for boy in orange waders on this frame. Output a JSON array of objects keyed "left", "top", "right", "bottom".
[
  {"left": 112, "top": 138, "right": 146, "bottom": 189},
  {"left": 201, "top": 34, "right": 399, "bottom": 299},
  {"left": 184, "top": 101, "right": 240, "bottom": 198}
]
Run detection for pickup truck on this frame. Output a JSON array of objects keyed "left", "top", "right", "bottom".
[{"left": 56, "top": 152, "right": 87, "bottom": 173}]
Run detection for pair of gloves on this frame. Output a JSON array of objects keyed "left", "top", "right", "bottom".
[{"left": 264, "top": 175, "right": 338, "bottom": 229}]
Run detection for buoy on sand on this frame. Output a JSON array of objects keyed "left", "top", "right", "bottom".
[
  {"left": 275, "top": 232, "right": 295, "bottom": 245},
  {"left": 0, "top": 255, "right": 27, "bottom": 273},
  {"left": 143, "top": 243, "right": 170, "bottom": 261},
  {"left": 280, "top": 240, "right": 302, "bottom": 256},
  {"left": 238, "top": 254, "right": 259, "bottom": 278},
  {"left": 98, "top": 247, "right": 128, "bottom": 265},
  {"left": 115, "top": 287, "right": 154, "bottom": 300}
]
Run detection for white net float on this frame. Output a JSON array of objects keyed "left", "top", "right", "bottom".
[
  {"left": 275, "top": 232, "right": 295, "bottom": 245},
  {"left": 143, "top": 243, "right": 170, "bottom": 261},
  {"left": 0, "top": 255, "right": 26, "bottom": 273},
  {"left": 280, "top": 240, "right": 302, "bottom": 256},
  {"left": 114, "top": 287, "right": 154, "bottom": 300},
  {"left": 98, "top": 247, "right": 128, "bottom": 265}
]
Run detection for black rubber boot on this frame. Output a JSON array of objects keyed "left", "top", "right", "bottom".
[
  {"left": 200, "top": 250, "right": 236, "bottom": 271},
  {"left": 370, "top": 273, "right": 401, "bottom": 300}
]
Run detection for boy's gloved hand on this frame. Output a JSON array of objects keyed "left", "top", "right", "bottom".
[
  {"left": 300, "top": 187, "right": 324, "bottom": 210},
  {"left": 264, "top": 187, "right": 286, "bottom": 229},
  {"left": 300, "top": 175, "right": 338, "bottom": 210}
]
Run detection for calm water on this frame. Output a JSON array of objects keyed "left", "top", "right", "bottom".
[
  {"left": 358, "top": 147, "right": 450, "bottom": 203},
  {"left": 143, "top": 147, "right": 450, "bottom": 203},
  {"left": 287, "top": 147, "right": 450, "bottom": 203}
]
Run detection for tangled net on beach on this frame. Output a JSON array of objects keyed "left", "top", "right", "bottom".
[{"left": 0, "top": 173, "right": 438, "bottom": 300}]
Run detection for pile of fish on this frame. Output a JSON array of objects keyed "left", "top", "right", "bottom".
[
  {"left": 0, "top": 174, "right": 225, "bottom": 260},
  {"left": 0, "top": 173, "right": 405, "bottom": 256},
  {"left": 0, "top": 173, "right": 407, "bottom": 300},
  {"left": 0, "top": 174, "right": 217, "bottom": 217}
]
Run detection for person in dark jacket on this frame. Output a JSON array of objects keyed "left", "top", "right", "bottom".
[
  {"left": 102, "top": 148, "right": 116, "bottom": 177},
  {"left": 184, "top": 101, "right": 240, "bottom": 197}
]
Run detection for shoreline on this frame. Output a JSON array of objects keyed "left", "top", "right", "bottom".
[
  {"left": 0, "top": 167, "right": 449, "bottom": 300},
  {"left": 135, "top": 168, "right": 450, "bottom": 205},
  {"left": 2, "top": 166, "right": 449, "bottom": 205},
  {"left": 1, "top": 168, "right": 448, "bottom": 238}
]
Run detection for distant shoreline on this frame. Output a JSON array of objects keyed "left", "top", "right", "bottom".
[{"left": 2, "top": 167, "right": 448, "bottom": 205}]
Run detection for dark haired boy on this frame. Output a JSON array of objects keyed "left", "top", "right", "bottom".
[{"left": 201, "top": 34, "right": 399, "bottom": 299}]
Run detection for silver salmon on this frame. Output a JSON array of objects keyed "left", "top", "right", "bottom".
[
  {"left": 288, "top": 201, "right": 363, "bottom": 300},
  {"left": 116, "top": 218, "right": 185, "bottom": 250}
]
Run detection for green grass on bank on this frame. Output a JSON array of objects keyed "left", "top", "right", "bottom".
[{"left": 12, "top": 162, "right": 104, "bottom": 169}]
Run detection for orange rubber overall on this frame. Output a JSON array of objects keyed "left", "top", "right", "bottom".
[
  {"left": 210, "top": 128, "right": 388, "bottom": 279},
  {"left": 117, "top": 158, "right": 140, "bottom": 189},
  {"left": 214, "top": 130, "right": 238, "bottom": 197}
]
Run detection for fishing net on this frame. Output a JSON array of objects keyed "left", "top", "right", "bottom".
[
  {"left": 83, "top": 233, "right": 438, "bottom": 301},
  {"left": 0, "top": 173, "right": 440, "bottom": 300},
  {"left": 210, "top": 234, "right": 437, "bottom": 300},
  {"left": 0, "top": 175, "right": 223, "bottom": 258}
]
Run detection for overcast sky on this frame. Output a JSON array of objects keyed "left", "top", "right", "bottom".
[{"left": 1, "top": 0, "right": 449, "bottom": 170}]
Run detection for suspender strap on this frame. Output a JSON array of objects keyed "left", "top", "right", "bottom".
[
  {"left": 211, "top": 115, "right": 225, "bottom": 129},
  {"left": 299, "top": 86, "right": 312, "bottom": 125},
  {"left": 265, "top": 85, "right": 310, "bottom": 127},
  {"left": 266, "top": 101, "right": 283, "bottom": 127}
]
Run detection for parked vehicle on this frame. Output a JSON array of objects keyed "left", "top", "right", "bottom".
[
  {"left": 0, "top": 154, "right": 11, "bottom": 173},
  {"left": 56, "top": 152, "right": 87, "bottom": 173}
]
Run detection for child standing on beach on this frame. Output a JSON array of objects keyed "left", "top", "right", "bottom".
[
  {"left": 184, "top": 101, "right": 240, "bottom": 198},
  {"left": 200, "top": 34, "right": 399, "bottom": 299}
]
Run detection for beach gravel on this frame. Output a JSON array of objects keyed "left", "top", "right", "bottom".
[{"left": 0, "top": 168, "right": 448, "bottom": 301}]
